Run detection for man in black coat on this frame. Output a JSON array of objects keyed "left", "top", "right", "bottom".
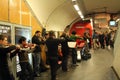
[
  {"left": 0, "top": 35, "right": 20, "bottom": 80},
  {"left": 46, "top": 31, "right": 65, "bottom": 80},
  {"left": 60, "top": 32, "right": 69, "bottom": 72}
]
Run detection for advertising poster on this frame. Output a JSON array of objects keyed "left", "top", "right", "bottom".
[
  {"left": 15, "top": 27, "right": 31, "bottom": 44},
  {"left": 0, "top": 24, "right": 11, "bottom": 43}
]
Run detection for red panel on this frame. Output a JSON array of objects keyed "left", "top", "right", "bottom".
[{"left": 69, "top": 21, "right": 93, "bottom": 37}]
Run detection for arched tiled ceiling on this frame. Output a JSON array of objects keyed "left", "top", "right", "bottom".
[
  {"left": 25, "top": 0, "right": 82, "bottom": 31},
  {"left": 25, "top": 0, "right": 120, "bottom": 31}
]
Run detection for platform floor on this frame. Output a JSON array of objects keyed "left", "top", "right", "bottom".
[{"left": 35, "top": 48, "right": 118, "bottom": 80}]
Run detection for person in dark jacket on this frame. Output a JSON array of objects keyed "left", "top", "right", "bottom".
[
  {"left": 99, "top": 32, "right": 105, "bottom": 49},
  {"left": 60, "top": 32, "right": 69, "bottom": 72},
  {"left": 32, "top": 31, "right": 44, "bottom": 76},
  {"left": 0, "top": 35, "right": 20, "bottom": 80},
  {"left": 46, "top": 30, "right": 65, "bottom": 80}
]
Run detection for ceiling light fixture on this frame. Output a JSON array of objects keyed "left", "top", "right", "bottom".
[
  {"left": 72, "top": 0, "right": 76, "bottom": 1},
  {"left": 72, "top": 0, "right": 84, "bottom": 19},
  {"left": 80, "top": 15, "right": 84, "bottom": 19},
  {"left": 73, "top": 4, "right": 80, "bottom": 11},
  {"left": 77, "top": 11, "right": 82, "bottom": 16}
]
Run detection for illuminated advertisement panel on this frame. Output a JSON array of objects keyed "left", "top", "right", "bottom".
[{"left": 0, "top": 24, "right": 11, "bottom": 43}]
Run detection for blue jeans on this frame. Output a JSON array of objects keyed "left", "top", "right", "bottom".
[{"left": 33, "top": 53, "right": 41, "bottom": 75}]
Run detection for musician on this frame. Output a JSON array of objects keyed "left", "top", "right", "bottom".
[
  {"left": 18, "top": 36, "right": 36, "bottom": 80},
  {"left": 60, "top": 32, "right": 70, "bottom": 72},
  {"left": 46, "top": 31, "right": 65, "bottom": 80},
  {"left": 32, "top": 31, "right": 44, "bottom": 76},
  {"left": 0, "top": 35, "right": 20, "bottom": 80}
]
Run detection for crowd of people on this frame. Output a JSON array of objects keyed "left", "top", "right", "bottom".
[
  {"left": 92, "top": 30, "right": 116, "bottom": 50},
  {"left": 0, "top": 29, "right": 116, "bottom": 80}
]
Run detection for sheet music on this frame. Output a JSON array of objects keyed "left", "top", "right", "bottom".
[{"left": 67, "top": 42, "right": 76, "bottom": 48}]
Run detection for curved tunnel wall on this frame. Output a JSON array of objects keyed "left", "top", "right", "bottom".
[
  {"left": 25, "top": 0, "right": 81, "bottom": 31},
  {"left": 46, "top": 0, "right": 79, "bottom": 31}
]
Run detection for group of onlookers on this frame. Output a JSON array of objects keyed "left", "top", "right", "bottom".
[{"left": 92, "top": 30, "right": 116, "bottom": 50}]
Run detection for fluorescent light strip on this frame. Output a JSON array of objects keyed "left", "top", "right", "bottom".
[
  {"left": 80, "top": 15, "right": 84, "bottom": 19},
  {"left": 72, "top": 0, "right": 76, "bottom": 1},
  {"left": 73, "top": 1, "right": 84, "bottom": 19},
  {"left": 73, "top": 4, "right": 79, "bottom": 11},
  {"left": 77, "top": 11, "right": 82, "bottom": 16},
  {"left": 77, "top": 11, "right": 84, "bottom": 19}
]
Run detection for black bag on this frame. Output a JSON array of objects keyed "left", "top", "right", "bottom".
[
  {"left": 81, "top": 47, "right": 91, "bottom": 60},
  {"left": 81, "top": 53, "right": 91, "bottom": 60},
  {"left": 86, "top": 53, "right": 91, "bottom": 59}
]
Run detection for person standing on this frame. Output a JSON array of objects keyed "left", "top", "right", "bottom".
[
  {"left": 109, "top": 31, "right": 115, "bottom": 48},
  {"left": 32, "top": 31, "right": 43, "bottom": 76},
  {"left": 46, "top": 31, "right": 64, "bottom": 80},
  {"left": 69, "top": 31, "right": 78, "bottom": 67},
  {"left": 92, "top": 30, "right": 99, "bottom": 49},
  {"left": 99, "top": 32, "right": 105, "bottom": 49},
  {"left": 18, "top": 36, "right": 35, "bottom": 80},
  {"left": 0, "top": 35, "right": 20, "bottom": 80},
  {"left": 44, "top": 33, "right": 50, "bottom": 65},
  {"left": 60, "top": 32, "right": 69, "bottom": 72},
  {"left": 104, "top": 31, "right": 110, "bottom": 49},
  {"left": 83, "top": 32, "right": 91, "bottom": 50}
]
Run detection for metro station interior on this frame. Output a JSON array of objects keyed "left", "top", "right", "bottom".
[{"left": 0, "top": 0, "right": 120, "bottom": 80}]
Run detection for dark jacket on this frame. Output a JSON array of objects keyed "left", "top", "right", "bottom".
[
  {"left": 32, "top": 35, "right": 43, "bottom": 53},
  {"left": 60, "top": 35, "right": 69, "bottom": 56},
  {"left": 0, "top": 45, "right": 18, "bottom": 67},
  {"left": 46, "top": 37, "right": 64, "bottom": 58},
  {"left": 0, "top": 45, "right": 19, "bottom": 80}
]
